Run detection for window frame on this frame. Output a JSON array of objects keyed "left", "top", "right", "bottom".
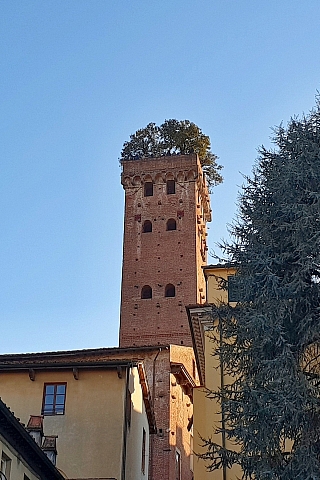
[
  {"left": 1, "top": 452, "right": 11, "bottom": 480},
  {"left": 165, "top": 284, "right": 175, "bottom": 298},
  {"left": 141, "top": 285, "right": 152, "bottom": 299},
  {"left": 166, "top": 179, "right": 175, "bottom": 194},
  {"left": 42, "top": 383, "right": 67, "bottom": 416},
  {"left": 141, "top": 428, "right": 146, "bottom": 474},
  {"left": 175, "top": 448, "right": 181, "bottom": 480},
  {"left": 142, "top": 220, "right": 152, "bottom": 233},
  {"left": 166, "top": 218, "right": 177, "bottom": 231},
  {"left": 144, "top": 182, "right": 153, "bottom": 197},
  {"left": 227, "top": 275, "right": 239, "bottom": 303}
]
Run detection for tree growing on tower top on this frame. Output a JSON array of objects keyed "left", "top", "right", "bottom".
[
  {"left": 202, "top": 101, "right": 320, "bottom": 479},
  {"left": 120, "top": 119, "right": 223, "bottom": 192}
]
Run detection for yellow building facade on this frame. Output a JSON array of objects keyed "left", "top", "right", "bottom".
[
  {"left": 0, "top": 348, "right": 155, "bottom": 480},
  {"left": 188, "top": 264, "right": 241, "bottom": 480}
]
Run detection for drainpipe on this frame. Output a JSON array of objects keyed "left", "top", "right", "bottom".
[
  {"left": 149, "top": 347, "right": 161, "bottom": 480},
  {"left": 121, "top": 365, "right": 131, "bottom": 480}
]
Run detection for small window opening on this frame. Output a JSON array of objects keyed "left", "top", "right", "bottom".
[
  {"left": 1, "top": 452, "right": 11, "bottom": 480},
  {"left": 144, "top": 182, "right": 153, "bottom": 197},
  {"left": 165, "top": 284, "right": 175, "bottom": 297},
  {"left": 141, "top": 285, "right": 152, "bottom": 299},
  {"left": 166, "top": 180, "right": 175, "bottom": 194},
  {"left": 228, "top": 275, "right": 239, "bottom": 302},
  {"left": 42, "top": 383, "right": 67, "bottom": 415},
  {"left": 142, "top": 220, "right": 152, "bottom": 233},
  {"left": 166, "top": 218, "right": 176, "bottom": 231},
  {"left": 126, "top": 388, "right": 132, "bottom": 427},
  {"left": 141, "top": 428, "right": 146, "bottom": 474},
  {"left": 175, "top": 449, "right": 181, "bottom": 480}
]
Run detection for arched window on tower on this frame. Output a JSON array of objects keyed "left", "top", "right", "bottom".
[
  {"left": 141, "top": 285, "right": 152, "bottom": 299},
  {"left": 165, "top": 284, "right": 175, "bottom": 297},
  {"left": 166, "top": 218, "right": 176, "bottom": 231},
  {"left": 142, "top": 220, "right": 152, "bottom": 233}
]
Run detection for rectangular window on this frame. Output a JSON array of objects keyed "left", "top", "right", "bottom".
[
  {"left": 126, "top": 388, "right": 132, "bottom": 427},
  {"left": 1, "top": 452, "right": 11, "bottom": 479},
  {"left": 228, "top": 275, "right": 240, "bottom": 303},
  {"left": 144, "top": 182, "right": 153, "bottom": 197},
  {"left": 175, "top": 449, "right": 181, "bottom": 480},
  {"left": 141, "top": 428, "right": 146, "bottom": 474},
  {"left": 166, "top": 180, "right": 175, "bottom": 194},
  {"left": 42, "top": 383, "right": 66, "bottom": 415}
]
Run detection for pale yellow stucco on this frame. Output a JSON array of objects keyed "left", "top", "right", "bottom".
[
  {"left": 191, "top": 265, "right": 242, "bottom": 480},
  {"left": 204, "top": 265, "right": 236, "bottom": 304},
  {"left": 0, "top": 365, "right": 150, "bottom": 480},
  {"left": 126, "top": 366, "right": 150, "bottom": 480}
]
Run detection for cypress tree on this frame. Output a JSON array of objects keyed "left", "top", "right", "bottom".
[{"left": 204, "top": 102, "right": 320, "bottom": 479}]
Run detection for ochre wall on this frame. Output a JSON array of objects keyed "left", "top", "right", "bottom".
[
  {"left": 0, "top": 368, "right": 126, "bottom": 479},
  {"left": 126, "top": 367, "right": 150, "bottom": 480},
  {"left": 205, "top": 265, "right": 236, "bottom": 304},
  {"left": 193, "top": 328, "right": 223, "bottom": 480},
  {"left": 193, "top": 266, "right": 242, "bottom": 480}
]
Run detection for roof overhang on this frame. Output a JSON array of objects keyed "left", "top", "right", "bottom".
[
  {"left": 137, "top": 363, "right": 156, "bottom": 434},
  {"left": 186, "top": 305, "right": 213, "bottom": 385}
]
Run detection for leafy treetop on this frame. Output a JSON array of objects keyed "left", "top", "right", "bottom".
[{"left": 120, "top": 119, "right": 223, "bottom": 192}]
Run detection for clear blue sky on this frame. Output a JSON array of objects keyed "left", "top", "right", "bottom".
[{"left": 1, "top": 0, "right": 320, "bottom": 353}]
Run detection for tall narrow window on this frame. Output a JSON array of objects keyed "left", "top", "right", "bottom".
[
  {"left": 141, "top": 428, "right": 146, "bottom": 474},
  {"left": 1, "top": 452, "right": 11, "bottom": 480},
  {"left": 228, "top": 275, "right": 239, "bottom": 302},
  {"left": 141, "top": 285, "right": 152, "bottom": 299},
  {"left": 175, "top": 449, "right": 181, "bottom": 480},
  {"left": 126, "top": 388, "right": 132, "bottom": 427},
  {"left": 42, "top": 383, "right": 67, "bottom": 415},
  {"left": 165, "top": 284, "right": 175, "bottom": 297},
  {"left": 166, "top": 180, "right": 175, "bottom": 194},
  {"left": 142, "top": 220, "right": 152, "bottom": 233},
  {"left": 190, "top": 434, "right": 194, "bottom": 472},
  {"left": 144, "top": 182, "right": 153, "bottom": 197},
  {"left": 166, "top": 219, "right": 176, "bottom": 231}
]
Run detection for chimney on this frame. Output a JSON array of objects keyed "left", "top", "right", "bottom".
[
  {"left": 42, "top": 435, "right": 58, "bottom": 465},
  {"left": 26, "top": 415, "right": 43, "bottom": 446}
]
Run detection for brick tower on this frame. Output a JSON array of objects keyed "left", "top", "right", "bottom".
[
  {"left": 119, "top": 154, "right": 212, "bottom": 480},
  {"left": 119, "top": 154, "right": 211, "bottom": 348}
]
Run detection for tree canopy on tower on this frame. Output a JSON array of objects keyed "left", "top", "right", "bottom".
[{"left": 120, "top": 119, "right": 223, "bottom": 192}]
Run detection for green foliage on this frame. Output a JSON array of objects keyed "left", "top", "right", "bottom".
[
  {"left": 120, "top": 119, "right": 223, "bottom": 191},
  {"left": 205, "top": 101, "right": 320, "bottom": 479}
]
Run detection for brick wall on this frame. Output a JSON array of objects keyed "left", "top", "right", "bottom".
[
  {"left": 118, "top": 154, "right": 211, "bottom": 480},
  {"left": 119, "top": 155, "right": 211, "bottom": 348}
]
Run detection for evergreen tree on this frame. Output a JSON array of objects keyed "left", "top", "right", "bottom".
[
  {"left": 120, "top": 119, "right": 223, "bottom": 191},
  {"left": 203, "top": 102, "right": 320, "bottom": 479}
]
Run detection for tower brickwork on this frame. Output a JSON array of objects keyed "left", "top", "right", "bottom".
[{"left": 119, "top": 154, "right": 211, "bottom": 348}]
